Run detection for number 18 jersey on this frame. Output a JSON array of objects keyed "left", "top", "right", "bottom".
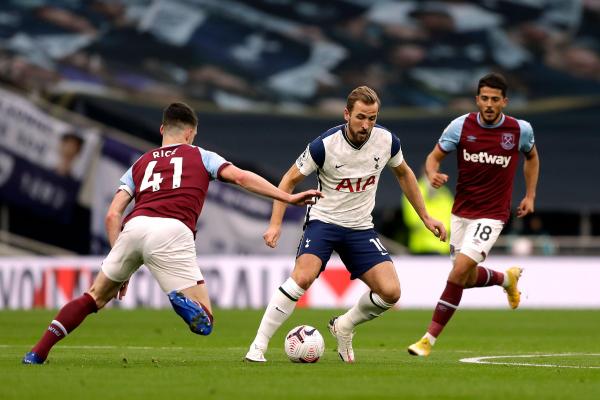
[{"left": 118, "top": 144, "right": 230, "bottom": 234}]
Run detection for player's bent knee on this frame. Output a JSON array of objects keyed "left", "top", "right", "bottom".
[
  {"left": 290, "top": 272, "right": 316, "bottom": 290},
  {"left": 380, "top": 286, "right": 401, "bottom": 304}
]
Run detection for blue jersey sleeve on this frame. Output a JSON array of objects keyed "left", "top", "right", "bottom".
[
  {"left": 391, "top": 133, "right": 401, "bottom": 158},
  {"left": 199, "top": 148, "right": 229, "bottom": 180},
  {"left": 308, "top": 137, "right": 326, "bottom": 169},
  {"left": 119, "top": 166, "right": 135, "bottom": 195},
  {"left": 438, "top": 114, "right": 467, "bottom": 152},
  {"left": 517, "top": 119, "right": 535, "bottom": 152}
]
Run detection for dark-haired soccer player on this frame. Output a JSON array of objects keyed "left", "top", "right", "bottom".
[
  {"left": 23, "top": 102, "right": 321, "bottom": 364},
  {"left": 408, "top": 73, "right": 540, "bottom": 356},
  {"left": 245, "top": 86, "right": 447, "bottom": 363}
]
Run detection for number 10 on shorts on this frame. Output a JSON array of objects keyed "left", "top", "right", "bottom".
[{"left": 370, "top": 238, "right": 388, "bottom": 255}]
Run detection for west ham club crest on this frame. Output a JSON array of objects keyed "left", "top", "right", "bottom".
[{"left": 500, "top": 132, "right": 515, "bottom": 150}]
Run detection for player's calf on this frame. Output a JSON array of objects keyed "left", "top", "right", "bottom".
[{"left": 168, "top": 291, "right": 213, "bottom": 335}]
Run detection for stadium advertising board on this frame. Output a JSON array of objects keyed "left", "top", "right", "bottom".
[{"left": 0, "top": 256, "right": 598, "bottom": 310}]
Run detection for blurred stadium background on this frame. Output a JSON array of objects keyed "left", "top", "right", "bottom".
[{"left": 0, "top": 0, "right": 599, "bottom": 311}]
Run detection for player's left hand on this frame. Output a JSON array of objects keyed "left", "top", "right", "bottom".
[
  {"left": 517, "top": 196, "right": 535, "bottom": 218},
  {"left": 117, "top": 280, "right": 129, "bottom": 300},
  {"left": 425, "top": 217, "right": 447, "bottom": 242},
  {"left": 289, "top": 189, "right": 323, "bottom": 206}
]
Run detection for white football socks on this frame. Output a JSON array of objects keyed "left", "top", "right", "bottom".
[
  {"left": 502, "top": 272, "right": 510, "bottom": 288},
  {"left": 251, "top": 277, "right": 305, "bottom": 352},
  {"left": 336, "top": 291, "right": 394, "bottom": 333},
  {"left": 424, "top": 332, "right": 437, "bottom": 345}
]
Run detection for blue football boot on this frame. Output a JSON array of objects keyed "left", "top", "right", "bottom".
[
  {"left": 168, "top": 291, "right": 212, "bottom": 335},
  {"left": 22, "top": 351, "right": 45, "bottom": 365}
]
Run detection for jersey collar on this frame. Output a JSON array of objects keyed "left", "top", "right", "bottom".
[
  {"left": 476, "top": 112, "right": 505, "bottom": 128},
  {"left": 342, "top": 124, "right": 370, "bottom": 150}
]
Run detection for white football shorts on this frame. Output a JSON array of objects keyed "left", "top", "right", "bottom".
[
  {"left": 449, "top": 214, "right": 504, "bottom": 264},
  {"left": 101, "top": 216, "right": 203, "bottom": 292}
]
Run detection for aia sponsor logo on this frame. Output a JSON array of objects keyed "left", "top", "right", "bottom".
[
  {"left": 500, "top": 132, "right": 515, "bottom": 150},
  {"left": 335, "top": 176, "right": 376, "bottom": 192}
]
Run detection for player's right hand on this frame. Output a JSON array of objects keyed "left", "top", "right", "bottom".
[
  {"left": 116, "top": 280, "right": 129, "bottom": 300},
  {"left": 428, "top": 172, "right": 449, "bottom": 189},
  {"left": 263, "top": 225, "right": 282, "bottom": 248},
  {"left": 424, "top": 216, "right": 448, "bottom": 242}
]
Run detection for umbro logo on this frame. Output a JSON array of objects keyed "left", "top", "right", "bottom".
[
  {"left": 335, "top": 164, "right": 345, "bottom": 169},
  {"left": 467, "top": 135, "right": 477, "bottom": 142}
]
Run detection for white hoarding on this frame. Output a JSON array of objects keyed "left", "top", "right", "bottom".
[{"left": 0, "top": 256, "right": 597, "bottom": 309}]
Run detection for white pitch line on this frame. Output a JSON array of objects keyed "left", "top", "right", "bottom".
[
  {"left": 0, "top": 344, "right": 186, "bottom": 350},
  {"left": 460, "top": 353, "right": 600, "bottom": 369}
]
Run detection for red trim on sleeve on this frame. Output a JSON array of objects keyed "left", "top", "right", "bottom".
[
  {"left": 216, "top": 162, "right": 232, "bottom": 181},
  {"left": 436, "top": 142, "right": 450, "bottom": 154}
]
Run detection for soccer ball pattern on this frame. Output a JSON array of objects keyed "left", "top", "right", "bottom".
[{"left": 284, "top": 325, "right": 325, "bottom": 363}]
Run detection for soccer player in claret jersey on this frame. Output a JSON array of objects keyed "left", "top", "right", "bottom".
[
  {"left": 22, "top": 102, "right": 321, "bottom": 365},
  {"left": 245, "top": 86, "right": 447, "bottom": 363},
  {"left": 407, "top": 73, "right": 540, "bottom": 357}
]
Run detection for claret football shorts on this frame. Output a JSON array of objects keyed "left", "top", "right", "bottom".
[
  {"left": 101, "top": 216, "right": 203, "bottom": 292},
  {"left": 450, "top": 214, "right": 504, "bottom": 264}
]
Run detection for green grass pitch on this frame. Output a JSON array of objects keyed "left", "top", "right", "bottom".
[{"left": 1, "top": 309, "right": 599, "bottom": 399}]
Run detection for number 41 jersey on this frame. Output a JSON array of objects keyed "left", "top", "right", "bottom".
[{"left": 118, "top": 144, "right": 230, "bottom": 234}]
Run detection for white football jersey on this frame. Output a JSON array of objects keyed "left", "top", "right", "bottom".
[{"left": 296, "top": 124, "right": 403, "bottom": 229}]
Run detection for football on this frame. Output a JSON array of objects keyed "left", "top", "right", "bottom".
[{"left": 284, "top": 325, "right": 325, "bottom": 363}]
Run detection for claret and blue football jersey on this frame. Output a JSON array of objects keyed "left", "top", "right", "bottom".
[
  {"left": 438, "top": 112, "right": 535, "bottom": 222},
  {"left": 119, "top": 144, "right": 230, "bottom": 234}
]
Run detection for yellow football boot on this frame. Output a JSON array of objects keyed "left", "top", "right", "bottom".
[
  {"left": 504, "top": 267, "right": 523, "bottom": 309},
  {"left": 407, "top": 337, "right": 432, "bottom": 357}
]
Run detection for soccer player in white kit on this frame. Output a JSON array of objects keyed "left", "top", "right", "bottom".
[{"left": 245, "top": 86, "right": 447, "bottom": 363}]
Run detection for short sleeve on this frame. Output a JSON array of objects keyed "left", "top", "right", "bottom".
[
  {"left": 296, "top": 144, "right": 317, "bottom": 176},
  {"left": 119, "top": 166, "right": 135, "bottom": 196},
  {"left": 438, "top": 114, "right": 467, "bottom": 153},
  {"left": 200, "top": 148, "right": 229, "bottom": 180},
  {"left": 387, "top": 133, "right": 404, "bottom": 168},
  {"left": 517, "top": 119, "right": 535, "bottom": 153}
]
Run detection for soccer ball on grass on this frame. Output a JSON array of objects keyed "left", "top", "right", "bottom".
[{"left": 284, "top": 325, "right": 325, "bottom": 363}]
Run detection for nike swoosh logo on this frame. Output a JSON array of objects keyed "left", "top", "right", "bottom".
[
  {"left": 335, "top": 164, "right": 345, "bottom": 168},
  {"left": 305, "top": 328, "right": 317, "bottom": 335},
  {"left": 275, "top": 306, "right": 287, "bottom": 314}
]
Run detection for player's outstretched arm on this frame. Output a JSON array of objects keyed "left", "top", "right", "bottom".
[
  {"left": 392, "top": 161, "right": 447, "bottom": 242},
  {"left": 220, "top": 164, "right": 318, "bottom": 248},
  {"left": 425, "top": 145, "right": 449, "bottom": 189},
  {"left": 517, "top": 145, "right": 540, "bottom": 218},
  {"left": 219, "top": 164, "right": 319, "bottom": 206},
  {"left": 105, "top": 189, "right": 134, "bottom": 247}
]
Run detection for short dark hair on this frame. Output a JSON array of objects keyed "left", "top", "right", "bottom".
[
  {"left": 477, "top": 73, "right": 508, "bottom": 97},
  {"left": 61, "top": 132, "right": 84, "bottom": 148},
  {"left": 162, "top": 102, "right": 198, "bottom": 129},
  {"left": 346, "top": 86, "right": 380, "bottom": 113}
]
